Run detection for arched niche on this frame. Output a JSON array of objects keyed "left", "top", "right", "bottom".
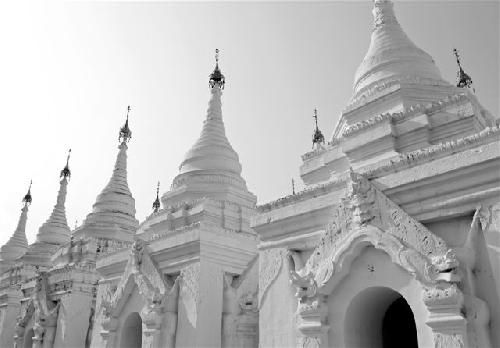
[
  {"left": 345, "top": 286, "right": 417, "bottom": 348},
  {"left": 327, "top": 246, "right": 434, "bottom": 347},
  {"left": 120, "top": 312, "right": 142, "bottom": 348}
]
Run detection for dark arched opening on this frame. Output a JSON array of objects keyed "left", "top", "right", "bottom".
[
  {"left": 121, "top": 312, "right": 142, "bottom": 348},
  {"left": 382, "top": 296, "right": 418, "bottom": 348},
  {"left": 345, "top": 286, "right": 418, "bottom": 348}
]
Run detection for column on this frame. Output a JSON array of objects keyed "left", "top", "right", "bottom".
[{"left": 423, "top": 283, "right": 468, "bottom": 348}]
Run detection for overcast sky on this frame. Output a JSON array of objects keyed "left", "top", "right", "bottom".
[{"left": 0, "top": 1, "right": 498, "bottom": 246}]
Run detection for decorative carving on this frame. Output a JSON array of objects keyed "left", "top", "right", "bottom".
[
  {"left": 287, "top": 251, "right": 318, "bottom": 311},
  {"left": 343, "top": 93, "right": 472, "bottom": 138},
  {"left": 423, "top": 284, "right": 463, "bottom": 308},
  {"left": 434, "top": 333, "right": 465, "bottom": 348},
  {"left": 99, "top": 238, "right": 178, "bottom": 335},
  {"left": 258, "top": 248, "right": 287, "bottom": 307},
  {"left": 180, "top": 263, "right": 200, "bottom": 306},
  {"left": 238, "top": 292, "right": 258, "bottom": 314},
  {"left": 300, "top": 171, "right": 459, "bottom": 292},
  {"left": 365, "top": 125, "right": 500, "bottom": 178},
  {"left": 299, "top": 336, "right": 321, "bottom": 348}
]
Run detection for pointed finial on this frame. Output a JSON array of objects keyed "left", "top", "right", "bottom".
[
  {"left": 60, "top": 148, "right": 72, "bottom": 179},
  {"left": 453, "top": 48, "right": 475, "bottom": 92},
  {"left": 152, "top": 181, "right": 161, "bottom": 213},
  {"left": 119, "top": 106, "right": 133, "bottom": 143},
  {"left": 22, "top": 180, "right": 32, "bottom": 206},
  {"left": 292, "top": 178, "right": 296, "bottom": 195},
  {"left": 312, "top": 108, "right": 325, "bottom": 148},
  {"left": 209, "top": 49, "right": 225, "bottom": 89}
]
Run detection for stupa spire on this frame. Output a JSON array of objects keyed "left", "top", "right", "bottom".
[
  {"left": 177, "top": 49, "right": 242, "bottom": 176},
  {"left": 79, "top": 108, "right": 138, "bottom": 239},
  {"left": 453, "top": 48, "right": 474, "bottom": 92},
  {"left": 312, "top": 108, "right": 325, "bottom": 148},
  {"left": 37, "top": 150, "right": 72, "bottom": 245},
  {"left": 152, "top": 181, "right": 161, "bottom": 213},
  {"left": 0, "top": 183, "right": 32, "bottom": 261},
  {"left": 164, "top": 49, "right": 256, "bottom": 208},
  {"left": 352, "top": 0, "right": 446, "bottom": 98},
  {"left": 209, "top": 48, "right": 225, "bottom": 89}
]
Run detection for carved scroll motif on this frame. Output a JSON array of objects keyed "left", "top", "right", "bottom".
[{"left": 258, "top": 248, "right": 287, "bottom": 307}]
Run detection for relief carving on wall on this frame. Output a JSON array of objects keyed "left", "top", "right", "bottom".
[
  {"left": 302, "top": 170, "right": 459, "bottom": 290},
  {"left": 99, "top": 239, "right": 180, "bottom": 345},
  {"left": 14, "top": 270, "right": 59, "bottom": 348},
  {"left": 258, "top": 248, "right": 287, "bottom": 307}
]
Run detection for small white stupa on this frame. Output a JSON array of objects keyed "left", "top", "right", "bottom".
[
  {"left": 0, "top": 184, "right": 31, "bottom": 262},
  {"left": 75, "top": 108, "right": 139, "bottom": 241},
  {"left": 36, "top": 149, "right": 72, "bottom": 245}
]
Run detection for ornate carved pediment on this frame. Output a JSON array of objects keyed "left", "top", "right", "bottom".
[
  {"left": 14, "top": 270, "right": 59, "bottom": 346},
  {"left": 303, "top": 170, "right": 459, "bottom": 290},
  {"left": 101, "top": 239, "right": 179, "bottom": 320}
]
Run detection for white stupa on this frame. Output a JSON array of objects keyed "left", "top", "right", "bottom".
[
  {"left": 36, "top": 150, "right": 72, "bottom": 245},
  {"left": 162, "top": 50, "right": 257, "bottom": 209},
  {"left": 0, "top": 185, "right": 31, "bottom": 262},
  {"left": 352, "top": 0, "right": 449, "bottom": 98},
  {"left": 75, "top": 109, "right": 139, "bottom": 241}
]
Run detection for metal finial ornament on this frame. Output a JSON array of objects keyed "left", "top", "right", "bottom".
[
  {"left": 209, "top": 48, "right": 225, "bottom": 89},
  {"left": 453, "top": 48, "right": 475, "bottom": 92},
  {"left": 152, "top": 181, "right": 161, "bottom": 213},
  {"left": 23, "top": 180, "right": 32, "bottom": 206},
  {"left": 119, "top": 106, "right": 133, "bottom": 143},
  {"left": 292, "top": 178, "right": 296, "bottom": 195},
  {"left": 312, "top": 108, "right": 325, "bottom": 148},
  {"left": 60, "top": 148, "right": 72, "bottom": 179}
]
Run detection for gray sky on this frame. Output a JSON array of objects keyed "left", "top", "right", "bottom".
[{"left": 0, "top": 1, "right": 498, "bottom": 246}]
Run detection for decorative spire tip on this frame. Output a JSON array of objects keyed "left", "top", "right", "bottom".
[
  {"left": 453, "top": 48, "right": 475, "bottom": 92},
  {"left": 119, "top": 106, "right": 133, "bottom": 143},
  {"left": 60, "top": 148, "right": 72, "bottom": 179},
  {"left": 209, "top": 48, "right": 225, "bottom": 89},
  {"left": 312, "top": 108, "right": 325, "bottom": 148},
  {"left": 23, "top": 180, "right": 32, "bottom": 206},
  {"left": 152, "top": 181, "right": 161, "bottom": 213}
]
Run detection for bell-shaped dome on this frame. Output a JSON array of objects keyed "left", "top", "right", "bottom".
[
  {"left": 353, "top": 0, "right": 447, "bottom": 97},
  {"left": 178, "top": 87, "right": 243, "bottom": 176}
]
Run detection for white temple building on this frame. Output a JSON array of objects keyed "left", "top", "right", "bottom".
[{"left": 0, "top": 1, "right": 499, "bottom": 347}]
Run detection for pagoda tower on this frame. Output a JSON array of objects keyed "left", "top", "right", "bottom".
[
  {"left": 300, "top": 0, "right": 496, "bottom": 183},
  {"left": 162, "top": 49, "right": 257, "bottom": 211},
  {"left": 22, "top": 152, "right": 73, "bottom": 267},
  {"left": 93, "top": 51, "right": 259, "bottom": 348},
  {"left": 0, "top": 184, "right": 32, "bottom": 263},
  {"left": 74, "top": 109, "right": 139, "bottom": 241}
]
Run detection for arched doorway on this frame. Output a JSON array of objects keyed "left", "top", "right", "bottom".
[
  {"left": 23, "top": 328, "right": 34, "bottom": 348},
  {"left": 344, "top": 286, "right": 418, "bottom": 348},
  {"left": 121, "top": 312, "right": 143, "bottom": 348}
]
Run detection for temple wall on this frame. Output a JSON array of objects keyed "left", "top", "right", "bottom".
[
  {"left": 54, "top": 292, "right": 93, "bottom": 348},
  {"left": 426, "top": 211, "right": 500, "bottom": 347},
  {"left": 482, "top": 202, "right": 500, "bottom": 347},
  {"left": 328, "top": 246, "right": 434, "bottom": 348},
  {"left": 259, "top": 254, "right": 297, "bottom": 348},
  {"left": 0, "top": 296, "right": 21, "bottom": 348}
]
